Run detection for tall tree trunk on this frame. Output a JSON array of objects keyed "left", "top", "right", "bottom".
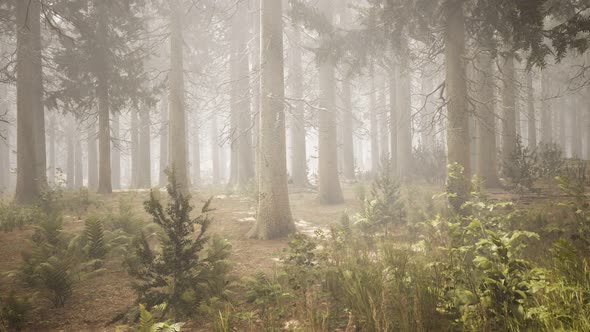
[
  {"left": 191, "top": 118, "right": 201, "bottom": 186},
  {"left": 15, "top": 0, "right": 45, "bottom": 203},
  {"left": 159, "top": 96, "right": 168, "bottom": 187},
  {"left": 341, "top": 74, "right": 355, "bottom": 180},
  {"left": 74, "top": 133, "right": 83, "bottom": 189},
  {"left": 130, "top": 109, "right": 139, "bottom": 188},
  {"left": 231, "top": 1, "right": 254, "bottom": 188},
  {"left": 48, "top": 114, "right": 56, "bottom": 185},
  {"left": 559, "top": 100, "right": 566, "bottom": 153},
  {"left": 475, "top": 50, "right": 500, "bottom": 188},
  {"left": 289, "top": 24, "right": 309, "bottom": 187},
  {"left": 96, "top": 2, "right": 111, "bottom": 194},
  {"left": 0, "top": 91, "right": 9, "bottom": 192},
  {"left": 317, "top": 0, "right": 344, "bottom": 204},
  {"left": 444, "top": 0, "right": 470, "bottom": 210},
  {"left": 540, "top": 70, "right": 552, "bottom": 145},
  {"left": 66, "top": 117, "right": 75, "bottom": 189},
  {"left": 370, "top": 66, "right": 380, "bottom": 174},
  {"left": 501, "top": 53, "right": 517, "bottom": 175},
  {"left": 168, "top": 0, "right": 189, "bottom": 191},
  {"left": 397, "top": 42, "right": 412, "bottom": 178},
  {"left": 249, "top": 0, "right": 295, "bottom": 239},
  {"left": 378, "top": 78, "right": 389, "bottom": 163},
  {"left": 138, "top": 109, "right": 151, "bottom": 188},
  {"left": 526, "top": 71, "right": 536, "bottom": 148},
  {"left": 87, "top": 121, "right": 98, "bottom": 190},
  {"left": 389, "top": 66, "right": 398, "bottom": 173},
  {"left": 111, "top": 111, "right": 121, "bottom": 190},
  {"left": 211, "top": 112, "right": 220, "bottom": 185},
  {"left": 571, "top": 97, "right": 582, "bottom": 158},
  {"left": 251, "top": 0, "right": 261, "bottom": 181}
]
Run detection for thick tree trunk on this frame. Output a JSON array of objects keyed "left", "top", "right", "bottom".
[
  {"left": 15, "top": 0, "right": 45, "bottom": 203},
  {"left": 87, "top": 121, "right": 98, "bottom": 190},
  {"left": 96, "top": 2, "right": 111, "bottom": 194},
  {"left": 249, "top": 0, "right": 295, "bottom": 239},
  {"left": 138, "top": 109, "right": 151, "bottom": 188},
  {"left": 168, "top": 0, "right": 189, "bottom": 191},
  {"left": 526, "top": 71, "right": 536, "bottom": 148},
  {"left": 251, "top": 0, "right": 261, "bottom": 181},
  {"left": 501, "top": 53, "right": 517, "bottom": 175},
  {"left": 444, "top": 0, "right": 470, "bottom": 210},
  {"left": 159, "top": 96, "right": 168, "bottom": 187},
  {"left": 111, "top": 111, "right": 121, "bottom": 190},
  {"left": 317, "top": 0, "right": 344, "bottom": 204},
  {"left": 289, "top": 25, "right": 309, "bottom": 187},
  {"left": 475, "top": 50, "right": 500, "bottom": 188}
]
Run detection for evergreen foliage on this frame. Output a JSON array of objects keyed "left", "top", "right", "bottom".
[{"left": 127, "top": 170, "right": 231, "bottom": 319}]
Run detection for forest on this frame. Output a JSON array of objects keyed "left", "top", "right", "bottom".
[{"left": 1, "top": 0, "right": 590, "bottom": 331}]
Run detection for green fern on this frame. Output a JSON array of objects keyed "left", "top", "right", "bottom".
[{"left": 83, "top": 218, "right": 107, "bottom": 268}]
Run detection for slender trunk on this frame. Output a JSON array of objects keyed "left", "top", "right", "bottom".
[
  {"left": 168, "top": 0, "right": 189, "bottom": 191},
  {"left": 341, "top": 74, "right": 355, "bottom": 180},
  {"left": 138, "top": 109, "right": 151, "bottom": 188},
  {"left": 211, "top": 112, "right": 220, "bottom": 185},
  {"left": 397, "top": 43, "right": 412, "bottom": 178},
  {"left": 317, "top": 0, "right": 344, "bottom": 204},
  {"left": 249, "top": 0, "right": 295, "bottom": 239},
  {"left": 526, "top": 71, "right": 536, "bottom": 148},
  {"left": 74, "top": 132, "right": 83, "bottom": 189},
  {"left": 130, "top": 109, "right": 139, "bottom": 188},
  {"left": 370, "top": 67, "right": 380, "bottom": 174},
  {"left": 444, "top": 0, "right": 470, "bottom": 210},
  {"left": 389, "top": 66, "right": 398, "bottom": 173},
  {"left": 191, "top": 119, "right": 201, "bottom": 186},
  {"left": 251, "top": 0, "right": 261, "bottom": 181},
  {"left": 111, "top": 111, "right": 121, "bottom": 190},
  {"left": 0, "top": 94, "right": 9, "bottom": 192},
  {"left": 559, "top": 99, "right": 566, "bottom": 153},
  {"left": 378, "top": 78, "right": 389, "bottom": 163},
  {"left": 67, "top": 117, "right": 75, "bottom": 189},
  {"left": 15, "top": 0, "right": 44, "bottom": 203},
  {"left": 159, "top": 96, "right": 168, "bottom": 187},
  {"left": 475, "top": 50, "right": 500, "bottom": 187},
  {"left": 501, "top": 53, "right": 517, "bottom": 175},
  {"left": 289, "top": 24, "right": 309, "bottom": 187},
  {"left": 571, "top": 97, "right": 582, "bottom": 158},
  {"left": 48, "top": 114, "right": 56, "bottom": 185},
  {"left": 87, "top": 121, "right": 98, "bottom": 190}
]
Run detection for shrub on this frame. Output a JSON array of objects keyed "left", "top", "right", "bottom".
[
  {"left": 0, "top": 201, "right": 43, "bottom": 232},
  {"left": 0, "top": 292, "right": 32, "bottom": 331},
  {"left": 127, "top": 170, "right": 231, "bottom": 319},
  {"left": 503, "top": 136, "right": 539, "bottom": 194},
  {"left": 537, "top": 143, "right": 565, "bottom": 179}
]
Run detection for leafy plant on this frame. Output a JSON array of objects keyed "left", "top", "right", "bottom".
[
  {"left": 537, "top": 143, "right": 565, "bottom": 179},
  {"left": 82, "top": 217, "right": 108, "bottom": 269},
  {"left": 0, "top": 201, "right": 43, "bottom": 232},
  {"left": 116, "top": 304, "right": 184, "bottom": 332},
  {"left": 503, "top": 136, "right": 539, "bottom": 194},
  {"left": 0, "top": 292, "right": 32, "bottom": 331}
]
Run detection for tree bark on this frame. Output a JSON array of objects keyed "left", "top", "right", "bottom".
[
  {"left": 444, "top": 0, "right": 470, "bottom": 210},
  {"left": 378, "top": 78, "right": 389, "bottom": 164},
  {"left": 501, "top": 53, "right": 517, "bottom": 175},
  {"left": 526, "top": 71, "right": 536, "bottom": 149},
  {"left": 159, "top": 96, "right": 168, "bottom": 187},
  {"left": 0, "top": 89, "right": 9, "bottom": 192},
  {"left": 540, "top": 70, "right": 552, "bottom": 145},
  {"left": 370, "top": 66, "right": 380, "bottom": 174},
  {"left": 317, "top": 0, "right": 344, "bottom": 204},
  {"left": 211, "top": 112, "right": 220, "bottom": 185},
  {"left": 168, "top": 0, "right": 189, "bottom": 191},
  {"left": 475, "top": 50, "right": 500, "bottom": 188},
  {"left": 249, "top": 0, "right": 295, "bottom": 239},
  {"left": 66, "top": 117, "right": 75, "bottom": 189},
  {"left": 389, "top": 67, "right": 398, "bottom": 174},
  {"left": 341, "top": 74, "right": 355, "bottom": 180},
  {"left": 191, "top": 116, "right": 201, "bottom": 187},
  {"left": 48, "top": 114, "right": 56, "bottom": 185},
  {"left": 138, "top": 108, "right": 151, "bottom": 188},
  {"left": 74, "top": 130, "right": 83, "bottom": 189},
  {"left": 397, "top": 42, "right": 412, "bottom": 178},
  {"left": 96, "top": 2, "right": 112, "bottom": 194},
  {"left": 289, "top": 24, "right": 309, "bottom": 187},
  {"left": 87, "top": 121, "right": 98, "bottom": 190},
  {"left": 15, "top": 0, "right": 45, "bottom": 203},
  {"left": 130, "top": 109, "right": 139, "bottom": 188},
  {"left": 111, "top": 111, "right": 121, "bottom": 190}
]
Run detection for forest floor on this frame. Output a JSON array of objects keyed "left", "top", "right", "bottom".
[{"left": 0, "top": 185, "right": 363, "bottom": 331}]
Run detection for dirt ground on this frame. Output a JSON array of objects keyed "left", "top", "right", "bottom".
[{"left": 0, "top": 185, "right": 362, "bottom": 331}]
